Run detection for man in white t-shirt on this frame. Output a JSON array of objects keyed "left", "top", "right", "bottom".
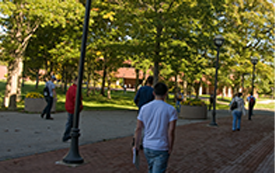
[
  {"left": 133, "top": 82, "right": 177, "bottom": 172},
  {"left": 41, "top": 76, "right": 56, "bottom": 120}
]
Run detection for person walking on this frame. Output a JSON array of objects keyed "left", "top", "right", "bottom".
[
  {"left": 134, "top": 76, "right": 154, "bottom": 112},
  {"left": 209, "top": 94, "right": 214, "bottom": 111},
  {"left": 133, "top": 76, "right": 155, "bottom": 148},
  {"left": 175, "top": 89, "right": 183, "bottom": 113},
  {"left": 230, "top": 93, "right": 246, "bottom": 132},
  {"left": 133, "top": 82, "right": 177, "bottom": 173},
  {"left": 247, "top": 92, "right": 256, "bottom": 120},
  {"left": 41, "top": 76, "right": 56, "bottom": 120},
  {"left": 62, "top": 77, "right": 83, "bottom": 142}
]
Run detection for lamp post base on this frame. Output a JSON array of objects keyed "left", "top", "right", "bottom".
[
  {"left": 209, "top": 121, "right": 218, "bottom": 126},
  {"left": 62, "top": 128, "right": 84, "bottom": 164}
]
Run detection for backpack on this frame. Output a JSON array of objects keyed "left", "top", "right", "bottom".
[
  {"left": 43, "top": 86, "right": 50, "bottom": 97},
  {"left": 249, "top": 97, "right": 255, "bottom": 105},
  {"left": 230, "top": 99, "right": 238, "bottom": 111}
]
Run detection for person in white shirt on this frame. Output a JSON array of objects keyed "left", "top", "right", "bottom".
[
  {"left": 133, "top": 82, "right": 177, "bottom": 173},
  {"left": 230, "top": 93, "right": 246, "bottom": 131},
  {"left": 41, "top": 76, "right": 56, "bottom": 120}
]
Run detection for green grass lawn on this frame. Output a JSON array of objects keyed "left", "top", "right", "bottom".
[{"left": 0, "top": 80, "right": 273, "bottom": 112}]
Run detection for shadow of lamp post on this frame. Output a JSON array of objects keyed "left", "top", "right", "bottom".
[
  {"left": 209, "top": 35, "right": 225, "bottom": 126},
  {"left": 62, "top": 0, "right": 92, "bottom": 164}
]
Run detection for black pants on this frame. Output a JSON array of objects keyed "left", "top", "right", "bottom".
[
  {"left": 248, "top": 103, "right": 255, "bottom": 120},
  {"left": 42, "top": 97, "right": 53, "bottom": 119}
]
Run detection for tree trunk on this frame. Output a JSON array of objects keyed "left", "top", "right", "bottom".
[
  {"left": 135, "top": 69, "right": 140, "bottom": 93},
  {"left": 35, "top": 71, "right": 39, "bottom": 89},
  {"left": 64, "top": 71, "right": 68, "bottom": 93},
  {"left": 86, "top": 72, "right": 91, "bottom": 97},
  {"left": 4, "top": 57, "right": 24, "bottom": 110},
  {"left": 93, "top": 76, "right": 96, "bottom": 95},
  {"left": 272, "top": 90, "right": 274, "bottom": 100},
  {"left": 153, "top": 24, "right": 163, "bottom": 85},
  {"left": 100, "top": 63, "right": 107, "bottom": 96},
  {"left": 183, "top": 76, "right": 187, "bottom": 99},
  {"left": 194, "top": 80, "right": 201, "bottom": 99},
  {"left": 153, "top": 61, "right": 159, "bottom": 85},
  {"left": 142, "top": 70, "right": 146, "bottom": 85},
  {"left": 107, "top": 72, "right": 111, "bottom": 99}
]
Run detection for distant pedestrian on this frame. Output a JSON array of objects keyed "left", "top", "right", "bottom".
[
  {"left": 175, "top": 89, "right": 183, "bottom": 113},
  {"left": 41, "top": 76, "right": 56, "bottom": 120},
  {"left": 133, "top": 82, "right": 177, "bottom": 173},
  {"left": 209, "top": 94, "right": 214, "bottom": 111},
  {"left": 229, "top": 93, "right": 246, "bottom": 132},
  {"left": 123, "top": 84, "right": 127, "bottom": 94},
  {"left": 62, "top": 77, "right": 83, "bottom": 142},
  {"left": 247, "top": 92, "right": 256, "bottom": 120},
  {"left": 134, "top": 76, "right": 154, "bottom": 112}
]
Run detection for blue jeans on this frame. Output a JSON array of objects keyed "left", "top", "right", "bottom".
[
  {"left": 62, "top": 113, "right": 73, "bottom": 141},
  {"left": 143, "top": 148, "right": 170, "bottom": 173},
  {"left": 232, "top": 110, "right": 242, "bottom": 131},
  {"left": 176, "top": 100, "right": 181, "bottom": 113}
]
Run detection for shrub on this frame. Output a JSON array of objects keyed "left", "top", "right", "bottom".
[
  {"left": 182, "top": 98, "right": 206, "bottom": 106},
  {"left": 26, "top": 92, "right": 44, "bottom": 99}
]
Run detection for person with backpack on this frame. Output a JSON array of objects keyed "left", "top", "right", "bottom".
[
  {"left": 41, "top": 76, "right": 56, "bottom": 120},
  {"left": 229, "top": 93, "right": 246, "bottom": 132},
  {"left": 247, "top": 92, "right": 256, "bottom": 120},
  {"left": 133, "top": 76, "right": 155, "bottom": 149},
  {"left": 134, "top": 76, "right": 155, "bottom": 112}
]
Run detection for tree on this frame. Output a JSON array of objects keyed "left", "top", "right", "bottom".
[{"left": 0, "top": 0, "right": 86, "bottom": 109}]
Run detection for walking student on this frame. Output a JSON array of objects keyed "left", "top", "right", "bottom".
[
  {"left": 134, "top": 76, "right": 155, "bottom": 112},
  {"left": 133, "top": 76, "right": 155, "bottom": 148},
  {"left": 247, "top": 92, "right": 256, "bottom": 120},
  {"left": 133, "top": 82, "right": 178, "bottom": 172},
  {"left": 230, "top": 93, "right": 246, "bottom": 132},
  {"left": 41, "top": 76, "right": 56, "bottom": 120},
  {"left": 175, "top": 89, "right": 183, "bottom": 113},
  {"left": 62, "top": 77, "right": 83, "bottom": 142}
]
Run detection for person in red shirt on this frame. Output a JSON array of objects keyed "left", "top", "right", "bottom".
[{"left": 62, "top": 77, "right": 83, "bottom": 142}]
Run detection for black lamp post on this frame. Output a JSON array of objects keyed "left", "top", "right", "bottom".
[
  {"left": 250, "top": 57, "right": 258, "bottom": 95},
  {"left": 209, "top": 35, "right": 224, "bottom": 126},
  {"left": 62, "top": 0, "right": 92, "bottom": 164}
]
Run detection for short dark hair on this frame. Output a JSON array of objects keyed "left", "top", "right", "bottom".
[
  {"left": 146, "top": 76, "right": 153, "bottom": 85},
  {"left": 237, "top": 93, "right": 243, "bottom": 97},
  {"left": 154, "top": 82, "right": 168, "bottom": 96}
]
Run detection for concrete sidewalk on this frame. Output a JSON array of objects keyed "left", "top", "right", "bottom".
[
  {"left": 0, "top": 110, "right": 273, "bottom": 172},
  {"left": 0, "top": 110, "right": 208, "bottom": 161}
]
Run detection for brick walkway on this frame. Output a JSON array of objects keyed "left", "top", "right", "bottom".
[{"left": 0, "top": 115, "right": 273, "bottom": 173}]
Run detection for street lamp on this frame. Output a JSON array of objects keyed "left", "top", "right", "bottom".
[
  {"left": 210, "top": 35, "right": 224, "bottom": 126},
  {"left": 251, "top": 57, "right": 258, "bottom": 95},
  {"left": 62, "top": 0, "right": 92, "bottom": 164}
]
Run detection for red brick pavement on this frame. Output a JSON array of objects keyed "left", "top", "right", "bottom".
[{"left": 0, "top": 115, "right": 273, "bottom": 173}]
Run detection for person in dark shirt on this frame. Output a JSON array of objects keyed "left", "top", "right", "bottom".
[
  {"left": 134, "top": 76, "right": 154, "bottom": 112},
  {"left": 133, "top": 76, "right": 154, "bottom": 149}
]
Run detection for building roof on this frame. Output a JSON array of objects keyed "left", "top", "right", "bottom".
[{"left": 115, "top": 67, "right": 150, "bottom": 79}]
